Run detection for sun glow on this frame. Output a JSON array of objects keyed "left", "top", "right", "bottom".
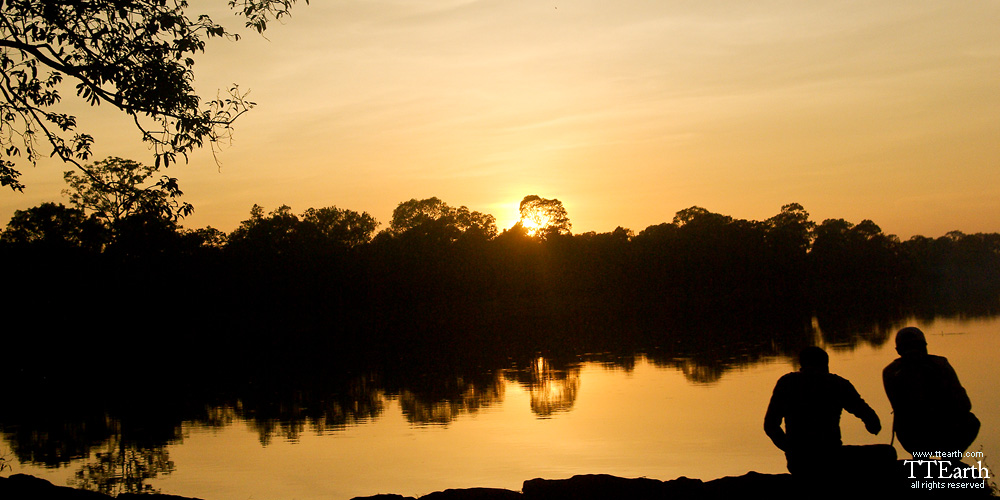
[
  {"left": 496, "top": 197, "right": 548, "bottom": 235},
  {"left": 519, "top": 214, "right": 553, "bottom": 237},
  {"left": 495, "top": 199, "right": 525, "bottom": 232}
]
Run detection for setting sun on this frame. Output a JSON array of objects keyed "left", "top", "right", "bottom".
[
  {"left": 2, "top": 2, "right": 999, "bottom": 500},
  {"left": 2, "top": 2, "right": 996, "bottom": 239},
  {"left": 518, "top": 213, "right": 548, "bottom": 237}
]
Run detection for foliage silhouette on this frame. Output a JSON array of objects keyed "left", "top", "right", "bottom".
[
  {"left": 518, "top": 194, "right": 571, "bottom": 238},
  {"left": 385, "top": 197, "right": 497, "bottom": 243},
  {"left": 2, "top": 196, "right": 999, "bottom": 478},
  {"left": 229, "top": 203, "right": 378, "bottom": 257},
  {"left": 68, "top": 439, "right": 174, "bottom": 496},
  {"left": 0, "top": 202, "right": 105, "bottom": 252},
  {"left": 0, "top": 0, "right": 306, "bottom": 190},
  {"left": 63, "top": 157, "right": 193, "bottom": 224}
]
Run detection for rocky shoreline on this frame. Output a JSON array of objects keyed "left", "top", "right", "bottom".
[{"left": 2, "top": 461, "right": 993, "bottom": 500}]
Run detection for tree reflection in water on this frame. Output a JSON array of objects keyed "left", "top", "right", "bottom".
[
  {"left": 3, "top": 290, "right": 998, "bottom": 494},
  {"left": 515, "top": 357, "right": 580, "bottom": 417},
  {"left": 399, "top": 377, "right": 505, "bottom": 425},
  {"left": 69, "top": 437, "right": 173, "bottom": 496},
  {"left": 237, "top": 376, "right": 387, "bottom": 445}
]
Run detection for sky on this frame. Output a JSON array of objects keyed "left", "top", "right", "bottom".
[{"left": 2, "top": 0, "right": 998, "bottom": 238}]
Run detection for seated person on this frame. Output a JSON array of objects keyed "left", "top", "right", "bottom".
[
  {"left": 765, "top": 346, "right": 890, "bottom": 477},
  {"left": 883, "top": 326, "right": 980, "bottom": 455}
]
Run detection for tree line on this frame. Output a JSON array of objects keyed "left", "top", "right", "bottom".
[
  {"left": 2, "top": 157, "right": 998, "bottom": 368},
  {"left": 3, "top": 158, "right": 997, "bottom": 482}
]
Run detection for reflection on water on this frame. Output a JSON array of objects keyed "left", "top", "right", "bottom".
[
  {"left": 521, "top": 357, "right": 580, "bottom": 417},
  {"left": 2, "top": 302, "right": 999, "bottom": 498},
  {"left": 238, "top": 378, "right": 386, "bottom": 445},
  {"left": 399, "top": 379, "right": 503, "bottom": 426},
  {"left": 69, "top": 438, "right": 174, "bottom": 496}
]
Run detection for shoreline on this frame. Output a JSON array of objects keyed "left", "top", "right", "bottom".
[{"left": 2, "top": 462, "right": 993, "bottom": 500}]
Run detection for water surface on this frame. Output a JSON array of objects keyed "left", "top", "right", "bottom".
[{"left": 3, "top": 315, "right": 998, "bottom": 499}]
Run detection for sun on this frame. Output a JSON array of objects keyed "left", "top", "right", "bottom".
[
  {"left": 496, "top": 194, "right": 570, "bottom": 237},
  {"left": 519, "top": 212, "right": 550, "bottom": 237}
]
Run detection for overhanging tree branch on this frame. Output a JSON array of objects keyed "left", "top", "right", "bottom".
[{"left": 0, "top": 0, "right": 307, "bottom": 191}]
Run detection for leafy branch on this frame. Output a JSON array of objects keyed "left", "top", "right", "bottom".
[{"left": 0, "top": 0, "right": 306, "bottom": 191}]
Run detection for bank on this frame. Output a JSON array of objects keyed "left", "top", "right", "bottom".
[{"left": 1, "top": 462, "right": 993, "bottom": 500}]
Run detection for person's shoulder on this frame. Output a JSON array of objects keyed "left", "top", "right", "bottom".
[
  {"left": 884, "top": 357, "right": 904, "bottom": 373},
  {"left": 773, "top": 371, "right": 804, "bottom": 390},
  {"left": 828, "top": 372, "right": 857, "bottom": 387},
  {"left": 926, "top": 354, "right": 959, "bottom": 373}
]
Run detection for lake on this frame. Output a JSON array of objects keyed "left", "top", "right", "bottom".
[{"left": 2, "top": 314, "right": 998, "bottom": 500}]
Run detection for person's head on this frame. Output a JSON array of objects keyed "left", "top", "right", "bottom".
[
  {"left": 895, "top": 326, "right": 928, "bottom": 357},
  {"left": 799, "top": 346, "right": 830, "bottom": 374}
]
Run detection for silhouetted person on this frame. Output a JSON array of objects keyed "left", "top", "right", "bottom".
[
  {"left": 883, "top": 326, "right": 980, "bottom": 455},
  {"left": 764, "top": 347, "right": 886, "bottom": 477}
]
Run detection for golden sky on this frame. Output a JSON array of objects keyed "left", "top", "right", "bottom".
[{"left": 2, "top": 0, "right": 998, "bottom": 238}]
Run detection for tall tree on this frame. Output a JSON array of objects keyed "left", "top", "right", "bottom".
[
  {"left": 1, "top": 201, "right": 105, "bottom": 251},
  {"left": 0, "top": 0, "right": 305, "bottom": 191},
  {"left": 301, "top": 206, "right": 379, "bottom": 248},
  {"left": 62, "top": 156, "right": 192, "bottom": 223},
  {"left": 765, "top": 202, "right": 815, "bottom": 254},
  {"left": 228, "top": 203, "right": 378, "bottom": 255},
  {"left": 388, "top": 197, "right": 453, "bottom": 235},
  {"left": 672, "top": 206, "right": 731, "bottom": 228},
  {"left": 227, "top": 204, "right": 300, "bottom": 255},
  {"left": 386, "top": 197, "right": 496, "bottom": 242},
  {"left": 518, "top": 195, "right": 571, "bottom": 238}
]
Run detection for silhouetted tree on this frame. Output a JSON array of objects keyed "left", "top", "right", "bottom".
[
  {"left": 810, "top": 218, "right": 902, "bottom": 299},
  {"left": 63, "top": 157, "right": 193, "bottom": 224},
  {"left": 181, "top": 226, "right": 228, "bottom": 250},
  {"left": 228, "top": 203, "right": 378, "bottom": 256},
  {"left": 227, "top": 204, "right": 301, "bottom": 256},
  {"left": 389, "top": 197, "right": 452, "bottom": 234},
  {"left": 671, "top": 206, "right": 745, "bottom": 286},
  {"left": 385, "top": 197, "right": 496, "bottom": 243},
  {"left": 453, "top": 205, "right": 498, "bottom": 241},
  {"left": 518, "top": 195, "right": 571, "bottom": 238},
  {"left": 764, "top": 202, "right": 815, "bottom": 286},
  {"left": 672, "top": 205, "right": 729, "bottom": 227},
  {"left": 1, "top": 202, "right": 105, "bottom": 251},
  {"left": 301, "top": 206, "right": 379, "bottom": 249},
  {"left": 765, "top": 203, "right": 814, "bottom": 255},
  {"left": 104, "top": 211, "right": 186, "bottom": 258},
  {"left": 899, "top": 231, "right": 1000, "bottom": 311},
  {"left": 0, "top": 0, "right": 304, "bottom": 191}
]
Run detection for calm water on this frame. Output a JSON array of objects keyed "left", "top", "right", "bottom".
[{"left": 3, "top": 315, "right": 999, "bottom": 499}]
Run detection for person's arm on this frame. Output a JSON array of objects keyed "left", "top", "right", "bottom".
[
  {"left": 842, "top": 378, "right": 881, "bottom": 435},
  {"left": 764, "top": 381, "right": 789, "bottom": 451},
  {"left": 882, "top": 366, "right": 896, "bottom": 409}
]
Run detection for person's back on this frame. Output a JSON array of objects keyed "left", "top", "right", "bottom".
[
  {"left": 767, "top": 370, "right": 873, "bottom": 452},
  {"left": 883, "top": 327, "right": 979, "bottom": 454},
  {"left": 765, "top": 347, "right": 885, "bottom": 476}
]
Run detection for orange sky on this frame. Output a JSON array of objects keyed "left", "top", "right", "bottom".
[{"left": 2, "top": 0, "right": 998, "bottom": 239}]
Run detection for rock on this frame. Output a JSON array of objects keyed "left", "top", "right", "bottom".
[
  {"left": 421, "top": 487, "right": 522, "bottom": 499},
  {"left": 349, "top": 495, "right": 418, "bottom": 500},
  {"left": 6, "top": 458, "right": 993, "bottom": 500},
  {"left": 118, "top": 493, "right": 207, "bottom": 500},
  {"left": 0, "top": 474, "right": 109, "bottom": 500},
  {"left": 0, "top": 474, "right": 206, "bottom": 500},
  {"left": 522, "top": 474, "right": 677, "bottom": 500},
  {"left": 702, "top": 471, "right": 796, "bottom": 499},
  {"left": 659, "top": 475, "right": 705, "bottom": 498}
]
